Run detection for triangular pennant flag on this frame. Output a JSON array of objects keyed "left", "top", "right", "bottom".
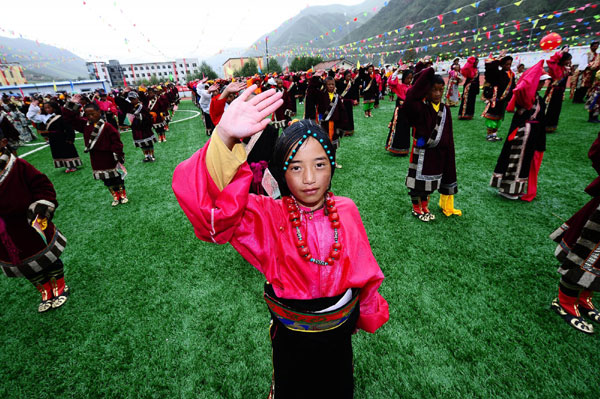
[
  {"left": 514, "top": 1, "right": 523, "bottom": 6},
  {"left": 438, "top": 15, "right": 443, "bottom": 24}
]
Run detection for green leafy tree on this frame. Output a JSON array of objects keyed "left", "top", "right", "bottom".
[
  {"left": 402, "top": 49, "right": 417, "bottom": 64},
  {"left": 199, "top": 61, "right": 218, "bottom": 80},
  {"left": 266, "top": 58, "right": 283, "bottom": 74},
  {"left": 290, "top": 56, "right": 323, "bottom": 72},
  {"left": 234, "top": 58, "right": 259, "bottom": 78},
  {"left": 149, "top": 75, "right": 160, "bottom": 85}
]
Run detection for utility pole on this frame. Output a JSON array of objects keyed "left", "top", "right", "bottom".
[
  {"left": 527, "top": 21, "right": 535, "bottom": 52},
  {"left": 266, "top": 36, "right": 269, "bottom": 74}
]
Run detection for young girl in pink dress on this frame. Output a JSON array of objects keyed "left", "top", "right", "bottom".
[{"left": 172, "top": 85, "right": 389, "bottom": 398}]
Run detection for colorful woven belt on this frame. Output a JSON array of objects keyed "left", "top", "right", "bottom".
[{"left": 264, "top": 290, "right": 359, "bottom": 333}]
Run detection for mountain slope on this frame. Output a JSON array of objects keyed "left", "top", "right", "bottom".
[
  {"left": 0, "top": 36, "right": 88, "bottom": 82},
  {"left": 245, "top": 0, "right": 382, "bottom": 55},
  {"left": 341, "top": 0, "right": 595, "bottom": 45}
]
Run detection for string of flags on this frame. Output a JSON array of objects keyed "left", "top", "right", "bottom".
[
  {"left": 266, "top": 2, "right": 598, "bottom": 61},
  {"left": 263, "top": 0, "right": 525, "bottom": 53},
  {"left": 249, "top": 0, "right": 389, "bottom": 51}
]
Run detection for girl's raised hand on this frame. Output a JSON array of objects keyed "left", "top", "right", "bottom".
[{"left": 217, "top": 84, "right": 283, "bottom": 149}]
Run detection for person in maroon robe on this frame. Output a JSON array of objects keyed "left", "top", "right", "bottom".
[
  {"left": 550, "top": 131, "right": 600, "bottom": 334},
  {"left": 304, "top": 72, "right": 325, "bottom": 121},
  {"left": 62, "top": 98, "right": 128, "bottom": 206},
  {"left": 270, "top": 78, "right": 293, "bottom": 131},
  {"left": 127, "top": 91, "right": 157, "bottom": 162},
  {"left": 404, "top": 66, "right": 459, "bottom": 222},
  {"left": 481, "top": 52, "right": 515, "bottom": 141},
  {"left": 27, "top": 101, "right": 82, "bottom": 173},
  {"left": 147, "top": 88, "right": 169, "bottom": 142},
  {"left": 0, "top": 133, "right": 70, "bottom": 312},
  {"left": 336, "top": 70, "right": 358, "bottom": 136},
  {"left": 319, "top": 77, "right": 347, "bottom": 152}
]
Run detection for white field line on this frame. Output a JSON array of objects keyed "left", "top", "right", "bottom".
[{"left": 19, "top": 110, "right": 201, "bottom": 158}]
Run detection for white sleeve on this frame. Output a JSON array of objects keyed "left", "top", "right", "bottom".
[{"left": 26, "top": 104, "right": 47, "bottom": 123}]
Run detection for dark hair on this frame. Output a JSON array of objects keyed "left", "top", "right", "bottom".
[
  {"left": 592, "top": 41, "right": 600, "bottom": 46},
  {"left": 83, "top": 102, "right": 100, "bottom": 111},
  {"left": 518, "top": 63, "right": 525, "bottom": 68},
  {"left": 560, "top": 52, "right": 572, "bottom": 64},
  {"left": 501, "top": 56, "right": 513, "bottom": 64},
  {"left": 270, "top": 119, "right": 336, "bottom": 197},
  {"left": 432, "top": 74, "right": 445, "bottom": 86},
  {"left": 402, "top": 69, "right": 414, "bottom": 84},
  {"left": 46, "top": 101, "right": 62, "bottom": 115},
  {"left": 324, "top": 76, "right": 335, "bottom": 83}
]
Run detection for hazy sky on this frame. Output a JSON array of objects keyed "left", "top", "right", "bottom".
[{"left": 1, "top": 0, "right": 363, "bottom": 62}]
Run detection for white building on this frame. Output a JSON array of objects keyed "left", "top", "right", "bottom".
[
  {"left": 121, "top": 58, "right": 200, "bottom": 86},
  {"left": 86, "top": 61, "right": 111, "bottom": 83},
  {"left": 0, "top": 80, "right": 111, "bottom": 97}
]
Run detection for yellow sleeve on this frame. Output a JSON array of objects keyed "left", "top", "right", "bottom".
[{"left": 206, "top": 129, "right": 248, "bottom": 191}]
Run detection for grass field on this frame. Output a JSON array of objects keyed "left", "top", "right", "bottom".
[{"left": 1, "top": 95, "right": 599, "bottom": 399}]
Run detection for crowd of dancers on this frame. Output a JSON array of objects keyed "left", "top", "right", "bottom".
[{"left": 2, "top": 41, "right": 600, "bottom": 398}]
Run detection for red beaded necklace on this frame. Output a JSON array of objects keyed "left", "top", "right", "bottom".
[{"left": 283, "top": 192, "right": 342, "bottom": 266}]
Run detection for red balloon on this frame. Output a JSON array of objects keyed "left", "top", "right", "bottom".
[{"left": 540, "top": 32, "right": 562, "bottom": 51}]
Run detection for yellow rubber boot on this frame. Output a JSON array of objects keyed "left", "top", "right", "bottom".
[{"left": 439, "top": 194, "right": 462, "bottom": 217}]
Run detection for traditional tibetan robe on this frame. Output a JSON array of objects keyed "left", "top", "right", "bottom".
[
  {"left": 130, "top": 103, "right": 157, "bottom": 149},
  {"left": 404, "top": 67, "right": 458, "bottom": 195},
  {"left": 271, "top": 87, "right": 293, "bottom": 131},
  {"left": 551, "top": 131, "right": 600, "bottom": 291},
  {"left": 385, "top": 74, "right": 411, "bottom": 155},
  {"left": 319, "top": 91, "right": 347, "bottom": 148},
  {"left": 304, "top": 75, "right": 323, "bottom": 120},
  {"left": 490, "top": 95, "right": 546, "bottom": 196},
  {"left": 148, "top": 95, "right": 169, "bottom": 130},
  {"left": 336, "top": 77, "right": 358, "bottom": 134},
  {"left": 458, "top": 57, "right": 480, "bottom": 120},
  {"left": 0, "top": 154, "right": 66, "bottom": 278},
  {"left": 481, "top": 58, "right": 515, "bottom": 122},
  {"left": 62, "top": 102, "right": 124, "bottom": 181},
  {"left": 42, "top": 114, "right": 82, "bottom": 169},
  {"left": 445, "top": 69, "right": 462, "bottom": 106},
  {"left": 358, "top": 68, "right": 378, "bottom": 103},
  {"left": 544, "top": 51, "right": 570, "bottom": 132}
]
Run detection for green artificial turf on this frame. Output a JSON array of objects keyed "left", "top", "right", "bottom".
[{"left": 1, "top": 97, "right": 599, "bottom": 398}]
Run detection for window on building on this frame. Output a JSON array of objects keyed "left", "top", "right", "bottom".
[
  {"left": 134, "top": 67, "right": 138, "bottom": 70},
  {"left": 151, "top": 66, "right": 155, "bottom": 69},
  {"left": 192, "top": 63, "right": 197, "bottom": 67},
  {"left": 179, "top": 64, "right": 183, "bottom": 67}
]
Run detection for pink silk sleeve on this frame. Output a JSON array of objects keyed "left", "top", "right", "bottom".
[
  {"left": 172, "top": 144, "right": 389, "bottom": 333},
  {"left": 172, "top": 141, "right": 280, "bottom": 274},
  {"left": 339, "top": 199, "right": 389, "bottom": 333}
]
